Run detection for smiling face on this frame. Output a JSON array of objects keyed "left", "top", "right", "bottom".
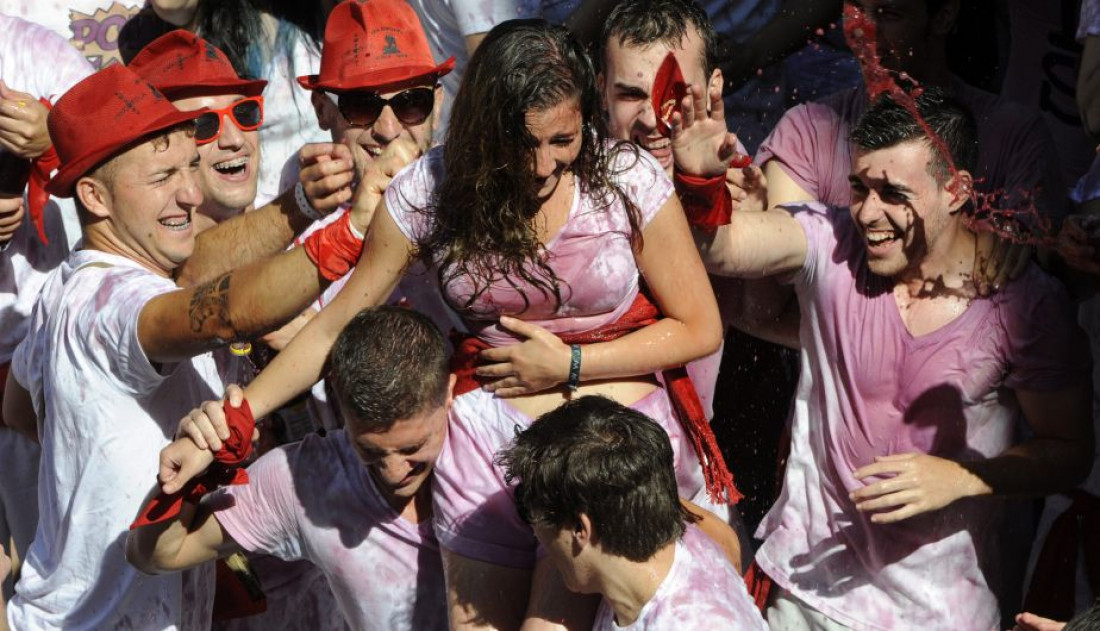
[
  {"left": 314, "top": 83, "right": 442, "bottom": 179},
  {"left": 848, "top": 139, "right": 962, "bottom": 278},
  {"left": 78, "top": 128, "right": 203, "bottom": 275},
  {"left": 599, "top": 27, "right": 718, "bottom": 174},
  {"left": 347, "top": 403, "right": 448, "bottom": 505},
  {"left": 172, "top": 93, "right": 260, "bottom": 232},
  {"left": 525, "top": 98, "right": 584, "bottom": 199}
]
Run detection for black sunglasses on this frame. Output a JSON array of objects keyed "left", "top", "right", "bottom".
[{"left": 334, "top": 87, "right": 435, "bottom": 128}]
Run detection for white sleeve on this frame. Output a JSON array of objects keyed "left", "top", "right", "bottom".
[{"left": 449, "top": 0, "right": 519, "bottom": 36}]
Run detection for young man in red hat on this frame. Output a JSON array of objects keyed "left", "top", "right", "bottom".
[{"left": 3, "top": 64, "right": 369, "bottom": 631}]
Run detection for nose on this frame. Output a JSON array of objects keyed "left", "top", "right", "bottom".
[
  {"left": 371, "top": 105, "right": 402, "bottom": 145},
  {"left": 178, "top": 165, "right": 204, "bottom": 209},
  {"left": 217, "top": 112, "right": 245, "bottom": 151},
  {"left": 376, "top": 454, "right": 413, "bottom": 483},
  {"left": 854, "top": 189, "right": 885, "bottom": 224},
  {"left": 534, "top": 147, "right": 557, "bottom": 179},
  {"left": 637, "top": 99, "right": 658, "bottom": 133}
]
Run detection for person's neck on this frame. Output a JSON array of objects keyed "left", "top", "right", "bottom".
[
  {"left": 82, "top": 222, "right": 172, "bottom": 278},
  {"left": 372, "top": 469, "right": 433, "bottom": 524},
  {"left": 599, "top": 541, "right": 677, "bottom": 627},
  {"left": 895, "top": 219, "right": 975, "bottom": 298}
]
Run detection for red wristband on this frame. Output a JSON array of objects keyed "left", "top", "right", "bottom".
[
  {"left": 302, "top": 212, "right": 363, "bottom": 282},
  {"left": 130, "top": 400, "right": 256, "bottom": 529},
  {"left": 674, "top": 170, "right": 733, "bottom": 231}
]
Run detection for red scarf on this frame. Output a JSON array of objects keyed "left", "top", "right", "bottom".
[
  {"left": 27, "top": 98, "right": 59, "bottom": 245},
  {"left": 451, "top": 291, "right": 740, "bottom": 505},
  {"left": 130, "top": 400, "right": 256, "bottom": 529}
]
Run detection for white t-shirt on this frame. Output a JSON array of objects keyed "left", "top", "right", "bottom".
[
  {"left": 403, "top": 0, "right": 521, "bottom": 140},
  {"left": 592, "top": 525, "right": 767, "bottom": 631},
  {"left": 0, "top": 14, "right": 91, "bottom": 362},
  {"left": 8, "top": 249, "right": 219, "bottom": 631},
  {"left": 211, "top": 429, "right": 448, "bottom": 631}
]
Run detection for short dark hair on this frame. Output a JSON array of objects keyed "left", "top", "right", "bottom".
[
  {"left": 599, "top": 0, "right": 718, "bottom": 78},
  {"left": 329, "top": 306, "right": 449, "bottom": 432},
  {"left": 849, "top": 87, "right": 978, "bottom": 184},
  {"left": 499, "top": 396, "right": 689, "bottom": 562},
  {"left": 1065, "top": 604, "right": 1100, "bottom": 631}
]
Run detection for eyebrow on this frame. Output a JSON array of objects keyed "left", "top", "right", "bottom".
[
  {"left": 358, "top": 437, "right": 429, "bottom": 456},
  {"left": 613, "top": 82, "right": 649, "bottom": 96},
  {"left": 847, "top": 174, "right": 915, "bottom": 195}
]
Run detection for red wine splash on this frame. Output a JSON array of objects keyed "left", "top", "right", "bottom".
[{"left": 842, "top": 3, "right": 1052, "bottom": 247}]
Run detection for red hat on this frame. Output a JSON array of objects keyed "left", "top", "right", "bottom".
[
  {"left": 128, "top": 30, "right": 267, "bottom": 100},
  {"left": 46, "top": 64, "right": 206, "bottom": 197},
  {"left": 298, "top": 0, "right": 455, "bottom": 93}
]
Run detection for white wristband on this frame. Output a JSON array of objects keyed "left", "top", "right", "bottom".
[{"left": 294, "top": 181, "right": 325, "bottom": 222}]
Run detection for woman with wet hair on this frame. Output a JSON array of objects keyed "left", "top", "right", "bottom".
[{"left": 179, "top": 19, "right": 723, "bottom": 629}]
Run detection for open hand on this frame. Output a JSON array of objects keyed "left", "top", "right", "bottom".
[
  {"left": 476, "top": 316, "right": 571, "bottom": 397},
  {"left": 851, "top": 453, "right": 980, "bottom": 523},
  {"left": 0, "top": 82, "right": 51, "bottom": 159},
  {"left": 299, "top": 142, "right": 355, "bottom": 214},
  {"left": 670, "top": 83, "right": 741, "bottom": 178}
]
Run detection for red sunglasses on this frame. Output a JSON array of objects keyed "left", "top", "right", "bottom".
[{"left": 194, "top": 96, "right": 265, "bottom": 145}]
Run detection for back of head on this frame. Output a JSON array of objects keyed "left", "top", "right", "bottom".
[
  {"left": 849, "top": 86, "right": 978, "bottom": 184},
  {"left": 329, "top": 306, "right": 449, "bottom": 431},
  {"left": 1065, "top": 605, "right": 1100, "bottom": 631},
  {"left": 499, "top": 396, "right": 687, "bottom": 562},
  {"left": 599, "top": 0, "right": 717, "bottom": 77}
]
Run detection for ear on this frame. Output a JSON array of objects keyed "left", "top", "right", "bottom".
[
  {"left": 310, "top": 90, "right": 335, "bottom": 132},
  {"left": 444, "top": 373, "right": 457, "bottom": 411},
  {"left": 928, "top": 0, "right": 959, "bottom": 36},
  {"left": 75, "top": 176, "right": 111, "bottom": 220},
  {"left": 946, "top": 169, "right": 973, "bottom": 214},
  {"left": 708, "top": 67, "right": 723, "bottom": 97},
  {"left": 573, "top": 513, "right": 594, "bottom": 550}
]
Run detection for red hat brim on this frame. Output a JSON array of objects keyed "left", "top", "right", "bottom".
[
  {"left": 47, "top": 106, "right": 206, "bottom": 197},
  {"left": 158, "top": 77, "right": 268, "bottom": 101},
  {"left": 297, "top": 57, "right": 455, "bottom": 94}
]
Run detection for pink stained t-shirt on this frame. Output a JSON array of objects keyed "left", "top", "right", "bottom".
[
  {"left": 756, "top": 78, "right": 1065, "bottom": 222},
  {"left": 384, "top": 143, "right": 673, "bottom": 347},
  {"left": 754, "top": 203, "right": 1090, "bottom": 631},
  {"left": 592, "top": 525, "right": 768, "bottom": 631},
  {"left": 211, "top": 430, "right": 447, "bottom": 631}
]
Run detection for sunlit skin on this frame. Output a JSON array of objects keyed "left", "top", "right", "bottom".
[
  {"left": 599, "top": 28, "right": 721, "bottom": 174},
  {"left": 848, "top": 139, "right": 972, "bottom": 285},
  {"left": 525, "top": 99, "right": 584, "bottom": 200},
  {"left": 77, "top": 129, "right": 203, "bottom": 277},
  {"left": 312, "top": 84, "right": 442, "bottom": 180},
  {"left": 173, "top": 93, "right": 260, "bottom": 233},
  {"left": 346, "top": 401, "right": 449, "bottom": 515}
]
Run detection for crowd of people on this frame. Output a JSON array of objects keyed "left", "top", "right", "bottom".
[{"left": 1, "top": 0, "right": 1100, "bottom": 629}]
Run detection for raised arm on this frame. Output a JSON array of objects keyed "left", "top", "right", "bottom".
[
  {"left": 235, "top": 203, "right": 414, "bottom": 418},
  {"left": 694, "top": 204, "right": 808, "bottom": 279}
]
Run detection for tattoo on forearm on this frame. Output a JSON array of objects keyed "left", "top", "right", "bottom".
[{"left": 188, "top": 273, "right": 235, "bottom": 336}]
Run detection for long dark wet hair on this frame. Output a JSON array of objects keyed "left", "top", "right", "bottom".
[{"left": 416, "top": 19, "right": 643, "bottom": 315}]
